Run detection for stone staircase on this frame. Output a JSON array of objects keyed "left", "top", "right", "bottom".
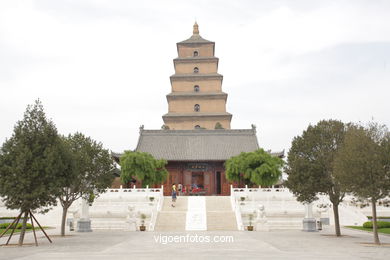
[
  {"left": 154, "top": 196, "right": 187, "bottom": 231},
  {"left": 206, "top": 196, "right": 237, "bottom": 231},
  {"left": 91, "top": 219, "right": 127, "bottom": 230},
  {"left": 154, "top": 196, "right": 237, "bottom": 231}
]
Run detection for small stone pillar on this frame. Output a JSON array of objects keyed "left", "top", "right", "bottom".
[
  {"left": 302, "top": 202, "right": 316, "bottom": 232},
  {"left": 317, "top": 204, "right": 330, "bottom": 225},
  {"left": 255, "top": 205, "right": 269, "bottom": 231},
  {"left": 77, "top": 198, "right": 92, "bottom": 232},
  {"left": 125, "top": 206, "right": 137, "bottom": 231}
]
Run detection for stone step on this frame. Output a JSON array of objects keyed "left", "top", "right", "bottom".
[
  {"left": 154, "top": 212, "right": 186, "bottom": 231},
  {"left": 91, "top": 220, "right": 126, "bottom": 230},
  {"left": 154, "top": 196, "right": 239, "bottom": 231},
  {"left": 206, "top": 196, "right": 233, "bottom": 211},
  {"left": 161, "top": 196, "right": 188, "bottom": 211},
  {"left": 207, "top": 211, "right": 237, "bottom": 230},
  {"left": 154, "top": 197, "right": 188, "bottom": 231},
  {"left": 205, "top": 196, "right": 237, "bottom": 231}
]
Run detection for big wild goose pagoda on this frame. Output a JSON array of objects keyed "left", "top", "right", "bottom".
[{"left": 112, "top": 23, "right": 283, "bottom": 195}]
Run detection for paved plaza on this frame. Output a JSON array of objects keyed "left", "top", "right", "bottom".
[{"left": 1, "top": 226, "right": 389, "bottom": 259}]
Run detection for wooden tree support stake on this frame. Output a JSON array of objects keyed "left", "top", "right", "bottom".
[
  {"left": 0, "top": 211, "right": 52, "bottom": 246},
  {"left": 30, "top": 211, "right": 52, "bottom": 243},
  {"left": 4, "top": 212, "right": 22, "bottom": 245},
  {"left": 0, "top": 212, "right": 23, "bottom": 240},
  {"left": 30, "top": 212, "right": 38, "bottom": 246}
]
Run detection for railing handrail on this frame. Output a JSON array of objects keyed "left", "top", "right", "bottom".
[
  {"left": 231, "top": 187, "right": 289, "bottom": 194},
  {"left": 231, "top": 185, "right": 243, "bottom": 230}
]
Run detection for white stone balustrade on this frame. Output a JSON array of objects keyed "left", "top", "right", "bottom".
[
  {"left": 230, "top": 185, "right": 371, "bottom": 231},
  {"left": 0, "top": 185, "right": 164, "bottom": 231}
]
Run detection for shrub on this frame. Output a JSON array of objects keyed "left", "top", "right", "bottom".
[
  {"left": 367, "top": 216, "right": 390, "bottom": 219},
  {"left": 363, "top": 221, "right": 390, "bottom": 229},
  {"left": 0, "top": 217, "right": 28, "bottom": 220},
  {"left": 0, "top": 223, "right": 33, "bottom": 229}
]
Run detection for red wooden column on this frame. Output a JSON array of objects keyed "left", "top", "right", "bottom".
[
  {"left": 221, "top": 171, "right": 231, "bottom": 195},
  {"left": 204, "top": 171, "right": 215, "bottom": 195},
  {"left": 183, "top": 170, "right": 191, "bottom": 195}
]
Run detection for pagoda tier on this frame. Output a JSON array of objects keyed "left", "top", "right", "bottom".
[{"left": 162, "top": 23, "right": 232, "bottom": 130}]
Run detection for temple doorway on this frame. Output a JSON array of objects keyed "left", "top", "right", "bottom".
[
  {"left": 216, "top": 171, "right": 221, "bottom": 195},
  {"left": 191, "top": 172, "right": 204, "bottom": 191}
]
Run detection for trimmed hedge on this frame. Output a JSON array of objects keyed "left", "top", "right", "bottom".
[
  {"left": 367, "top": 216, "right": 390, "bottom": 219},
  {"left": 0, "top": 217, "right": 28, "bottom": 220},
  {"left": 363, "top": 221, "right": 390, "bottom": 229},
  {"left": 0, "top": 223, "right": 33, "bottom": 229}
]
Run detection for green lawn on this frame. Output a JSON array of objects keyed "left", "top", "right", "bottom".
[
  {"left": 346, "top": 226, "right": 390, "bottom": 234},
  {"left": 1, "top": 227, "right": 49, "bottom": 236},
  {"left": 0, "top": 228, "right": 38, "bottom": 235}
]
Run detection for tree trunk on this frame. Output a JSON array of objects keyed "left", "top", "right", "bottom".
[
  {"left": 18, "top": 211, "right": 29, "bottom": 246},
  {"left": 332, "top": 202, "right": 341, "bottom": 237},
  {"left": 371, "top": 198, "right": 380, "bottom": 245},
  {"left": 61, "top": 205, "right": 69, "bottom": 237}
]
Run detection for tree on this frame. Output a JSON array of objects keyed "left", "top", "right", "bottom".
[
  {"left": 215, "top": 122, "right": 224, "bottom": 129},
  {"left": 284, "top": 119, "right": 346, "bottom": 236},
  {"left": 120, "top": 151, "right": 168, "bottom": 187},
  {"left": 225, "top": 149, "right": 283, "bottom": 186},
  {"left": 0, "top": 100, "right": 69, "bottom": 245},
  {"left": 58, "top": 133, "right": 115, "bottom": 236},
  {"left": 334, "top": 122, "right": 390, "bottom": 244}
]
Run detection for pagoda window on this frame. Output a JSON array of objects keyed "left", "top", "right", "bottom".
[
  {"left": 193, "top": 51, "right": 199, "bottom": 57},
  {"left": 195, "top": 125, "right": 200, "bottom": 129},
  {"left": 194, "top": 104, "right": 200, "bottom": 112},
  {"left": 193, "top": 67, "right": 199, "bottom": 73},
  {"left": 194, "top": 85, "right": 200, "bottom": 92}
]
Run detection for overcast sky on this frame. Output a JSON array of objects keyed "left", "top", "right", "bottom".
[{"left": 1, "top": 0, "right": 389, "bottom": 153}]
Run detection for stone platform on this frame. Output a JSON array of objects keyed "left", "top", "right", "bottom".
[{"left": 1, "top": 227, "right": 390, "bottom": 259}]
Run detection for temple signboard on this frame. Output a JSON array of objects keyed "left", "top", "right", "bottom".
[{"left": 186, "top": 163, "right": 209, "bottom": 172}]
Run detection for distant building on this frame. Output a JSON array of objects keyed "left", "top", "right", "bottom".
[{"left": 112, "top": 23, "right": 283, "bottom": 195}]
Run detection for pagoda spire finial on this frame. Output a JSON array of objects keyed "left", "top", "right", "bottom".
[{"left": 193, "top": 22, "right": 199, "bottom": 35}]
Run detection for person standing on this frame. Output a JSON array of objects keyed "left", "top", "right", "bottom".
[
  {"left": 178, "top": 183, "right": 183, "bottom": 196},
  {"left": 171, "top": 183, "right": 177, "bottom": 207}
]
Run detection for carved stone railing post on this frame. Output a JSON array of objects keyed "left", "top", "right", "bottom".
[
  {"left": 125, "top": 205, "right": 137, "bottom": 231},
  {"left": 255, "top": 204, "right": 269, "bottom": 231}
]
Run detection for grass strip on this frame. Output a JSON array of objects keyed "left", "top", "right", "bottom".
[{"left": 346, "top": 226, "right": 390, "bottom": 234}]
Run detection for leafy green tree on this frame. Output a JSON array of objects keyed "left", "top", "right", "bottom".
[
  {"left": 225, "top": 149, "right": 283, "bottom": 186},
  {"left": 58, "top": 133, "right": 115, "bottom": 236},
  {"left": 120, "top": 151, "right": 168, "bottom": 187},
  {"left": 0, "top": 100, "right": 69, "bottom": 245},
  {"left": 334, "top": 122, "right": 390, "bottom": 244},
  {"left": 284, "top": 120, "right": 346, "bottom": 236}
]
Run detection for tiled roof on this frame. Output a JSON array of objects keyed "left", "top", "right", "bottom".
[
  {"left": 134, "top": 129, "right": 260, "bottom": 161},
  {"left": 162, "top": 112, "right": 232, "bottom": 119},
  {"left": 178, "top": 34, "right": 214, "bottom": 44},
  {"left": 174, "top": 57, "right": 218, "bottom": 63},
  {"left": 166, "top": 92, "right": 227, "bottom": 97},
  {"left": 170, "top": 73, "right": 223, "bottom": 79},
  {"left": 166, "top": 92, "right": 228, "bottom": 101}
]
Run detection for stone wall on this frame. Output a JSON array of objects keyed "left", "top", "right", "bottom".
[{"left": 171, "top": 79, "right": 222, "bottom": 92}]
